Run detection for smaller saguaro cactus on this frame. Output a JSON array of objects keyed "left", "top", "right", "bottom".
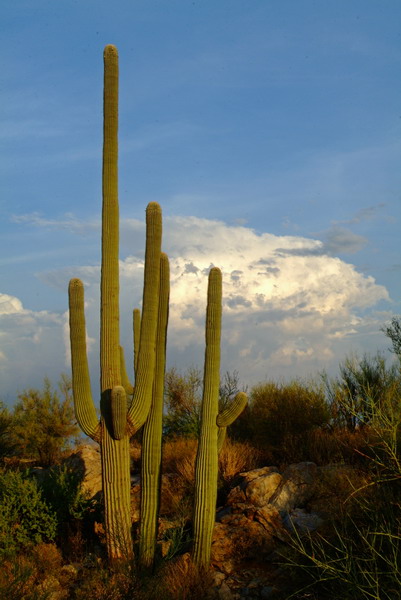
[
  {"left": 139, "top": 252, "right": 170, "bottom": 569},
  {"left": 192, "top": 267, "right": 247, "bottom": 568}
]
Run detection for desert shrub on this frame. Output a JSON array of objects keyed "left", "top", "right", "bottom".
[
  {"left": 0, "top": 468, "right": 57, "bottom": 558},
  {"left": 40, "top": 463, "right": 94, "bottom": 525},
  {"left": 324, "top": 353, "right": 401, "bottom": 432},
  {"left": 10, "top": 375, "right": 80, "bottom": 466},
  {"left": 163, "top": 368, "right": 243, "bottom": 439},
  {"left": 279, "top": 382, "right": 401, "bottom": 600},
  {"left": 162, "top": 437, "right": 197, "bottom": 478},
  {"left": 239, "top": 379, "right": 330, "bottom": 465},
  {"left": 218, "top": 438, "right": 262, "bottom": 484},
  {"left": 0, "top": 401, "right": 14, "bottom": 459}
]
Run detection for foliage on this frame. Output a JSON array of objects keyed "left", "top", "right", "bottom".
[
  {"left": 235, "top": 379, "right": 330, "bottom": 464},
  {"left": 39, "top": 463, "right": 96, "bottom": 527},
  {"left": 163, "top": 367, "right": 202, "bottom": 438},
  {"left": 0, "top": 469, "right": 57, "bottom": 558},
  {"left": 163, "top": 367, "right": 242, "bottom": 438},
  {"left": 10, "top": 375, "right": 80, "bottom": 466},
  {"left": 382, "top": 315, "right": 401, "bottom": 357},
  {"left": 0, "top": 401, "right": 14, "bottom": 459},
  {"left": 324, "top": 353, "right": 401, "bottom": 431}
]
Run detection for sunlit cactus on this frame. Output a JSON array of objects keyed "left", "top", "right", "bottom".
[
  {"left": 68, "top": 45, "right": 163, "bottom": 561},
  {"left": 139, "top": 253, "right": 170, "bottom": 569},
  {"left": 192, "top": 268, "right": 248, "bottom": 568}
]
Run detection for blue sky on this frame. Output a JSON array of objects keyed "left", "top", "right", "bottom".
[{"left": 1, "top": 1, "right": 400, "bottom": 404}]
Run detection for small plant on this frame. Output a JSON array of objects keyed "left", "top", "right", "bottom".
[{"left": 0, "top": 469, "right": 57, "bottom": 558}]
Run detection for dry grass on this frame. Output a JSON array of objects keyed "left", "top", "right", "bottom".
[
  {"left": 162, "top": 438, "right": 197, "bottom": 486},
  {"left": 218, "top": 438, "right": 262, "bottom": 483},
  {"left": 151, "top": 553, "right": 214, "bottom": 600}
]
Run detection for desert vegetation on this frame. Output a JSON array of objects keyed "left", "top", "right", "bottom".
[{"left": 0, "top": 339, "right": 400, "bottom": 598}]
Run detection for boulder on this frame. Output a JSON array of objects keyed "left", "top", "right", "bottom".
[
  {"left": 282, "top": 508, "right": 324, "bottom": 534},
  {"left": 227, "top": 467, "right": 281, "bottom": 508},
  {"left": 245, "top": 472, "right": 282, "bottom": 507},
  {"left": 269, "top": 462, "right": 317, "bottom": 513},
  {"left": 62, "top": 444, "right": 101, "bottom": 498}
]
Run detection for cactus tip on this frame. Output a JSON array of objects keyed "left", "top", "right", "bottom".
[
  {"left": 104, "top": 44, "right": 118, "bottom": 57},
  {"left": 69, "top": 278, "right": 83, "bottom": 290}
]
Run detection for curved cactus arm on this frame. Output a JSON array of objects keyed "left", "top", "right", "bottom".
[
  {"left": 217, "top": 392, "right": 248, "bottom": 427},
  {"left": 139, "top": 252, "right": 170, "bottom": 569},
  {"left": 133, "top": 308, "right": 141, "bottom": 379},
  {"left": 128, "top": 202, "right": 162, "bottom": 432},
  {"left": 110, "top": 385, "right": 127, "bottom": 440},
  {"left": 192, "top": 267, "right": 222, "bottom": 568},
  {"left": 119, "top": 346, "right": 134, "bottom": 396},
  {"left": 68, "top": 278, "right": 101, "bottom": 442},
  {"left": 217, "top": 426, "right": 227, "bottom": 454}
]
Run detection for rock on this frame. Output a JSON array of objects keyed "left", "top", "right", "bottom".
[
  {"left": 283, "top": 508, "right": 324, "bottom": 534},
  {"left": 254, "top": 506, "right": 288, "bottom": 542},
  {"left": 212, "top": 516, "right": 275, "bottom": 570},
  {"left": 269, "top": 462, "right": 317, "bottom": 513},
  {"left": 227, "top": 468, "right": 281, "bottom": 508},
  {"left": 239, "top": 466, "right": 279, "bottom": 482},
  {"left": 245, "top": 472, "right": 282, "bottom": 507},
  {"left": 63, "top": 444, "right": 101, "bottom": 498},
  {"left": 218, "top": 581, "right": 234, "bottom": 600}
]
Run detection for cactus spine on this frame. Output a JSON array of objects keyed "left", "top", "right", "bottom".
[
  {"left": 192, "top": 268, "right": 247, "bottom": 568},
  {"left": 68, "top": 45, "right": 163, "bottom": 562}
]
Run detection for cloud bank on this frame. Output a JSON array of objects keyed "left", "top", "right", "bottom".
[{"left": 0, "top": 214, "right": 390, "bottom": 402}]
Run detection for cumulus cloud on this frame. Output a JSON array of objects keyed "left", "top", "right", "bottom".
[
  {"left": 1, "top": 214, "right": 390, "bottom": 400},
  {"left": 0, "top": 293, "right": 67, "bottom": 401}
]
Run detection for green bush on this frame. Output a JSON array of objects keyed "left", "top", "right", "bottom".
[
  {"left": 40, "top": 463, "right": 95, "bottom": 525},
  {"left": 236, "top": 379, "right": 331, "bottom": 464},
  {"left": 10, "top": 375, "right": 80, "bottom": 466},
  {"left": 0, "top": 402, "right": 14, "bottom": 459},
  {"left": 0, "top": 469, "right": 57, "bottom": 558},
  {"left": 163, "top": 368, "right": 242, "bottom": 438},
  {"left": 324, "top": 353, "right": 401, "bottom": 431}
]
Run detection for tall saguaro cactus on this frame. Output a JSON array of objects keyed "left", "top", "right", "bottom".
[
  {"left": 68, "top": 45, "right": 163, "bottom": 561},
  {"left": 192, "top": 268, "right": 247, "bottom": 568}
]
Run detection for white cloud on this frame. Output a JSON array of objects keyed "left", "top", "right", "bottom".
[{"left": 0, "top": 215, "right": 391, "bottom": 401}]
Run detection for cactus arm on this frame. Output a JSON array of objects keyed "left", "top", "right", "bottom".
[
  {"left": 217, "top": 426, "right": 227, "bottom": 454},
  {"left": 68, "top": 278, "right": 101, "bottom": 442},
  {"left": 217, "top": 392, "right": 248, "bottom": 427},
  {"left": 193, "top": 267, "right": 222, "bottom": 568},
  {"left": 110, "top": 385, "right": 127, "bottom": 440},
  {"left": 128, "top": 202, "right": 162, "bottom": 432},
  {"left": 133, "top": 308, "right": 141, "bottom": 379},
  {"left": 139, "top": 252, "right": 170, "bottom": 569},
  {"left": 119, "top": 346, "right": 134, "bottom": 396}
]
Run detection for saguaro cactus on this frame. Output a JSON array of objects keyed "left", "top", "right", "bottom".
[
  {"left": 192, "top": 268, "right": 247, "bottom": 568},
  {"left": 68, "top": 45, "right": 163, "bottom": 561},
  {"left": 139, "top": 253, "right": 170, "bottom": 569}
]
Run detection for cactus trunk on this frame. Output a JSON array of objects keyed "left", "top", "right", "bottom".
[{"left": 192, "top": 268, "right": 222, "bottom": 567}]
